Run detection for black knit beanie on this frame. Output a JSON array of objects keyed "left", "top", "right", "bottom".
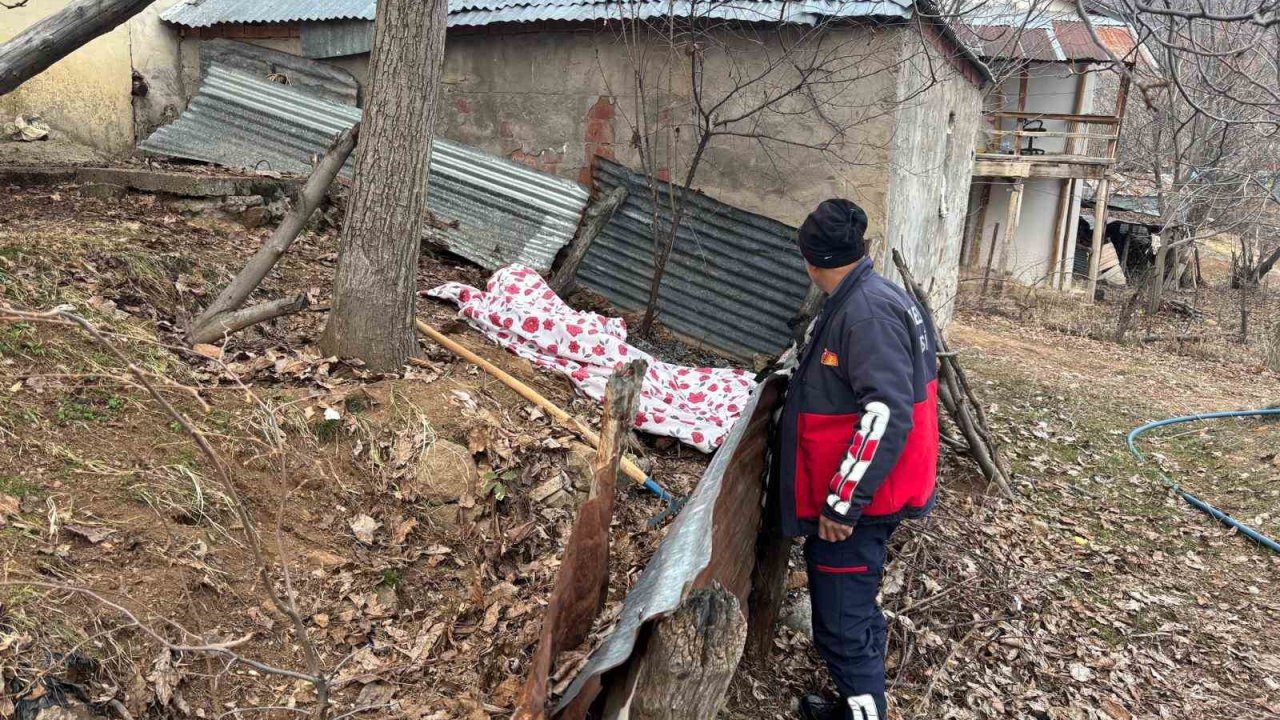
[{"left": 797, "top": 199, "right": 869, "bottom": 269}]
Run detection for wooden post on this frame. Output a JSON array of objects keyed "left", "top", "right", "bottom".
[
  {"left": 963, "top": 183, "right": 993, "bottom": 270},
  {"left": 1049, "top": 179, "right": 1074, "bottom": 289},
  {"left": 627, "top": 585, "right": 748, "bottom": 719},
  {"left": 1088, "top": 178, "right": 1110, "bottom": 301},
  {"left": 1000, "top": 181, "right": 1025, "bottom": 291},
  {"left": 1049, "top": 69, "right": 1091, "bottom": 290},
  {"left": 1107, "top": 75, "right": 1132, "bottom": 162},
  {"left": 550, "top": 185, "right": 629, "bottom": 294},
  {"left": 980, "top": 221, "right": 1001, "bottom": 301},
  {"left": 1013, "top": 69, "right": 1030, "bottom": 157}
]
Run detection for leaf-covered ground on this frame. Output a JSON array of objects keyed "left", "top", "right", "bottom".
[{"left": 0, "top": 184, "right": 1277, "bottom": 719}]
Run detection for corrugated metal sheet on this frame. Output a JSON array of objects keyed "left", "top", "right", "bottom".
[
  {"left": 576, "top": 158, "right": 809, "bottom": 360},
  {"left": 449, "top": 0, "right": 911, "bottom": 27},
  {"left": 553, "top": 376, "right": 783, "bottom": 715},
  {"left": 300, "top": 19, "right": 375, "bottom": 58},
  {"left": 199, "top": 39, "right": 360, "bottom": 105},
  {"left": 162, "top": 0, "right": 376, "bottom": 28},
  {"left": 139, "top": 65, "right": 589, "bottom": 273},
  {"left": 164, "top": 0, "right": 910, "bottom": 28},
  {"left": 956, "top": 4, "right": 1139, "bottom": 64}
]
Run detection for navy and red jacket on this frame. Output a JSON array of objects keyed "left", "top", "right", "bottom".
[{"left": 779, "top": 260, "right": 939, "bottom": 538}]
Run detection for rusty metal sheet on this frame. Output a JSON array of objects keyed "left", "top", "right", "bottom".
[
  {"left": 955, "top": 24, "right": 1058, "bottom": 62},
  {"left": 551, "top": 376, "right": 784, "bottom": 715}
]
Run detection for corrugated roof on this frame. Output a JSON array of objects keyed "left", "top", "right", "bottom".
[
  {"left": 162, "top": 0, "right": 376, "bottom": 28},
  {"left": 162, "top": 0, "right": 912, "bottom": 28},
  {"left": 139, "top": 65, "right": 589, "bottom": 273},
  {"left": 956, "top": 4, "right": 1140, "bottom": 64},
  {"left": 199, "top": 39, "right": 360, "bottom": 105},
  {"left": 450, "top": 0, "right": 912, "bottom": 27},
  {"left": 575, "top": 158, "right": 810, "bottom": 360}
]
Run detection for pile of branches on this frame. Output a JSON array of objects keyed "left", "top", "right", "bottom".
[{"left": 893, "top": 250, "right": 1015, "bottom": 500}]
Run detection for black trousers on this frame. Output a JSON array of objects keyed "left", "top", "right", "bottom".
[{"left": 804, "top": 520, "right": 898, "bottom": 714}]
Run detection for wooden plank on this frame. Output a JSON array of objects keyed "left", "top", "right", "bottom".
[
  {"left": 973, "top": 159, "right": 1110, "bottom": 180},
  {"left": 1087, "top": 178, "right": 1110, "bottom": 301},
  {"left": 988, "top": 111, "right": 1121, "bottom": 124},
  {"left": 988, "top": 130, "right": 1119, "bottom": 141},
  {"left": 976, "top": 153, "right": 1115, "bottom": 164}
]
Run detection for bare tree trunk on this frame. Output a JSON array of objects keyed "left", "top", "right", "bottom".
[
  {"left": 319, "top": 0, "right": 446, "bottom": 371},
  {"left": 0, "top": 0, "right": 156, "bottom": 96}
]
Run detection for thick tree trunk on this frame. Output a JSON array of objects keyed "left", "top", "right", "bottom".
[
  {"left": 319, "top": 0, "right": 446, "bottom": 371},
  {"left": 628, "top": 585, "right": 748, "bottom": 719},
  {"left": 0, "top": 0, "right": 156, "bottom": 96}
]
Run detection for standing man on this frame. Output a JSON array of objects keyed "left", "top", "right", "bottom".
[{"left": 778, "top": 199, "right": 940, "bottom": 720}]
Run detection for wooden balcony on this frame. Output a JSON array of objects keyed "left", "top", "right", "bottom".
[{"left": 974, "top": 111, "right": 1121, "bottom": 180}]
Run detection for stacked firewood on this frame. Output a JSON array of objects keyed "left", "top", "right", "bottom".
[{"left": 892, "top": 250, "right": 1015, "bottom": 500}]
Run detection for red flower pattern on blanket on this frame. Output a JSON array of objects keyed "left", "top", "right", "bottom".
[{"left": 428, "top": 265, "right": 756, "bottom": 452}]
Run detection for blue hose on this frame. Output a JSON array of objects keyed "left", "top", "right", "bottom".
[{"left": 1127, "top": 408, "right": 1280, "bottom": 553}]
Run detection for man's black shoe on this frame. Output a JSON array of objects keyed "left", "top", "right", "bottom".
[{"left": 798, "top": 694, "right": 846, "bottom": 720}]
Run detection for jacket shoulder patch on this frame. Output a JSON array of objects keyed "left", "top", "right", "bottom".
[{"left": 820, "top": 349, "right": 839, "bottom": 367}]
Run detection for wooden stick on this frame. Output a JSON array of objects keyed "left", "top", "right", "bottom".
[
  {"left": 415, "top": 318, "right": 651, "bottom": 486},
  {"left": 550, "top": 185, "right": 628, "bottom": 294},
  {"left": 893, "top": 250, "right": 1015, "bottom": 500}
]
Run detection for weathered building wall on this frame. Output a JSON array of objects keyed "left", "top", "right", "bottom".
[
  {"left": 883, "top": 29, "right": 983, "bottom": 324},
  {"left": 0, "top": 0, "right": 135, "bottom": 155},
  {"left": 438, "top": 23, "right": 899, "bottom": 230},
  {"left": 131, "top": 0, "right": 187, "bottom": 140},
  {"left": 973, "top": 63, "right": 1094, "bottom": 285}
]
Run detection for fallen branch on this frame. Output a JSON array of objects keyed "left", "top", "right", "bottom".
[
  {"left": 550, "top": 185, "right": 628, "bottom": 294},
  {"left": 190, "top": 293, "right": 311, "bottom": 345},
  {"left": 188, "top": 124, "right": 359, "bottom": 345},
  {"left": 0, "top": 0, "right": 158, "bottom": 96},
  {"left": 892, "top": 250, "right": 1016, "bottom": 500}
]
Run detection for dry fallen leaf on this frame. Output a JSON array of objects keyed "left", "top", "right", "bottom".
[
  {"left": 192, "top": 343, "right": 224, "bottom": 360},
  {"left": 390, "top": 517, "right": 418, "bottom": 546},
  {"left": 64, "top": 523, "right": 115, "bottom": 544},
  {"left": 349, "top": 514, "right": 380, "bottom": 544},
  {"left": 1100, "top": 698, "right": 1132, "bottom": 720}
]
